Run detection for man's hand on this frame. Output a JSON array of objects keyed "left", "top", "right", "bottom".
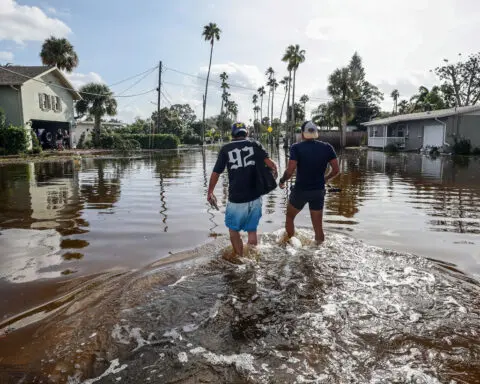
[
  {"left": 207, "top": 192, "right": 219, "bottom": 210},
  {"left": 279, "top": 182, "right": 286, "bottom": 189}
]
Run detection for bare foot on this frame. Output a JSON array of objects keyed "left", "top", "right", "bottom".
[
  {"left": 221, "top": 248, "right": 242, "bottom": 264},
  {"left": 278, "top": 231, "right": 292, "bottom": 245}
]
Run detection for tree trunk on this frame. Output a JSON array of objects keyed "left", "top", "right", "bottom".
[
  {"left": 260, "top": 96, "right": 263, "bottom": 123},
  {"left": 202, "top": 41, "right": 214, "bottom": 143},
  {"left": 291, "top": 69, "right": 297, "bottom": 144},
  {"left": 341, "top": 105, "right": 347, "bottom": 148},
  {"left": 266, "top": 90, "right": 271, "bottom": 126},
  {"left": 220, "top": 99, "right": 224, "bottom": 116},
  {"left": 94, "top": 115, "right": 101, "bottom": 148},
  {"left": 280, "top": 88, "right": 287, "bottom": 123},
  {"left": 271, "top": 85, "right": 274, "bottom": 127}
]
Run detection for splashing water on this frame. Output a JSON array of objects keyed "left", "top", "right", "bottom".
[{"left": 58, "top": 229, "right": 480, "bottom": 383}]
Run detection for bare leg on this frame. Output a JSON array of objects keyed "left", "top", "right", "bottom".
[
  {"left": 247, "top": 231, "right": 258, "bottom": 246},
  {"left": 285, "top": 203, "right": 301, "bottom": 239},
  {"left": 229, "top": 229, "right": 243, "bottom": 256},
  {"left": 310, "top": 209, "right": 324, "bottom": 244}
]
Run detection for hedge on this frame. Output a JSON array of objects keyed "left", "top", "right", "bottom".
[
  {"left": 99, "top": 133, "right": 141, "bottom": 151},
  {"left": 182, "top": 133, "right": 202, "bottom": 145},
  {"left": 121, "top": 134, "right": 179, "bottom": 149},
  {"left": 0, "top": 125, "right": 28, "bottom": 155}
]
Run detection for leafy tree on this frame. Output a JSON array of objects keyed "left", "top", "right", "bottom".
[
  {"left": 40, "top": 36, "right": 79, "bottom": 73},
  {"left": 398, "top": 100, "right": 410, "bottom": 114},
  {"left": 170, "top": 104, "right": 196, "bottom": 128},
  {"left": 286, "top": 103, "right": 305, "bottom": 123},
  {"left": 434, "top": 52, "right": 480, "bottom": 106},
  {"left": 201, "top": 22, "right": 221, "bottom": 141},
  {"left": 76, "top": 83, "right": 117, "bottom": 147},
  {"left": 152, "top": 108, "right": 183, "bottom": 136},
  {"left": 409, "top": 86, "right": 446, "bottom": 112},
  {"left": 268, "top": 77, "right": 279, "bottom": 129},
  {"left": 391, "top": 89, "right": 400, "bottom": 114}
]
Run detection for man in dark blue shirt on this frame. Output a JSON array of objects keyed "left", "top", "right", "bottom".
[
  {"left": 279, "top": 121, "right": 340, "bottom": 244},
  {"left": 208, "top": 122, "right": 277, "bottom": 259}
]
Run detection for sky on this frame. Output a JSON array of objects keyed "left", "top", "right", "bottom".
[{"left": 1, "top": 0, "right": 480, "bottom": 124}]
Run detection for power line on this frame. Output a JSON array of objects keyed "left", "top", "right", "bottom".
[
  {"left": 117, "top": 67, "right": 157, "bottom": 96},
  {"left": 0, "top": 66, "right": 156, "bottom": 98},
  {"left": 108, "top": 65, "right": 159, "bottom": 87}
]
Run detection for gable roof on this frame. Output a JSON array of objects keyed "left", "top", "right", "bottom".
[
  {"left": 0, "top": 66, "right": 52, "bottom": 85},
  {"left": 0, "top": 65, "right": 81, "bottom": 100},
  {"left": 362, "top": 104, "right": 480, "bottom": 126}
]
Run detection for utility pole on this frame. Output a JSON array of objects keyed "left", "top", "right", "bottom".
[{"left": 156, "top": 61, "right": 162, "bottom": 134}]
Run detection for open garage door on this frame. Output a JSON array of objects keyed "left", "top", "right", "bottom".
[
  {"left": 423, "top": 125, "right": 444, "bottom": 147},
  {"left": 31, "top": 120, "right": 71, "bottom": 150}
]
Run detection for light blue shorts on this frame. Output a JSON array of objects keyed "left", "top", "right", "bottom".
[{"left": 225, "top": 197, "right": 262, "bottom": 232}]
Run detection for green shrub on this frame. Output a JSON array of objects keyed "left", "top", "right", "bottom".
[
  {"left": 99, "top": 133, "right": 141, "bottom": 151},
  {"left": 0, "top": 125, "right": 28, "bottom": 155},
  {"left": 452, "top": 137, "right": 471, "bottom": 155},
  {"left": 472, "top": 147, "right": 480, "bottom": 156},
  {"left": 121, "top": 134, "right": 179, "bottom": 149},
  {"left": 76, "top": 132, "right": 87, "bottom": 149},
  {"left": 30, "top": 130, "right": 43, "bottom": 154},
  {"left": 182, "top": 133, "right": 202, "bottom": 145},
  {"left": 384, "top": 143, "right": 399, "bottom": 153}
]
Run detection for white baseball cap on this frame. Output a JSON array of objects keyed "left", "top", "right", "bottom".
[{"left": 301, "top": 121, "right": 319, "bottom": 139}]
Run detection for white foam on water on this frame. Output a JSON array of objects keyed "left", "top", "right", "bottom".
[
  {"left": 189, "top": 347, "right": 206, "bottom": 355},
  {"left": 178, "top": 352, "right": 188, "bottom": 363},
  {"left": 79, "top": 359, "right": 127, "bottom": 384},
  {"left": 111, "top": 324, "right": 149, "bottom": 351},
  {"left": 163, "top": 329, "right": 182, "bottom": 341},
  {"left": 169, "top": 273, "right": 194, "bottom": 287},
  {"left": 203, "top": 352, "right": 257, "bottom": 374}
]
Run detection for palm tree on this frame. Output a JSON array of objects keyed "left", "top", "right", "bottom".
[
  {"left": 252, "top": 94, "right": 258, "bottom": 122},
  {"left": 201, "top": 22, "right": 221, "bottom": 142},
  {"left": 219, "top": 72, "right": 229, "bottom": 115},
  {"left": 391, "top": 89, "right": 400, "bottom": 114},
  {"left": 40, "top": 36, "right": 79, "bottom": 73},
  {"left": 279, "top": 76, "right": 290, "bottom": 122},
  {"left": 257, "top": 86, "right": 266, "bottom": 122},
  {"left": 253, "top": 105, "right": 260, "bottom": 121},
  {"left": 76, "top": 83, "right": 117, "bottom": 148},
  {"left": 227, "top": 100, "right": 238, "bottom": 120},
  {"left": 299, "top": 94, "right": 309, "bottom": 118},
  {"left": 269, "top": 78, "right": 279, "bottom": 129},
  {"left": 265, "top": 67, "right": 275, "bottom": 125},
  {"left": 398, "top": 100, "right": 410, "bottom": 114},
  {"left": 327, "top": 67, "right": 356, "bottom": 147},
  {"left": 282, "top": 44, "right": 306, "bottom": 124}
]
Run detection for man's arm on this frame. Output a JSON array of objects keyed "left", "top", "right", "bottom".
[
  {"left": 325, "top": 158, "right": 340, "bottom": 184},
  {"left": 264, "top": 157, "right": 278, "bottom": 179},
  {"left": 279, "top": 159, "right": 297, "bottom": 189},
  {"left": 207, "top": 172, "right": 220, "bottom": 201}
]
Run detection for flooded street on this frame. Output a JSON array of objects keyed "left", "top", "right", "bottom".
[{"left": 1, "top": 148, "right": 480, "bottom": 383}]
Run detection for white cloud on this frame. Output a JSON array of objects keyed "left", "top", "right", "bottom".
[
  {"left": 65, "top": 71, "right": 104, "bottom": 89},
  {"left": 0, "top": 50, "right": 13, "bottom": 61},
  {"left": 0, "top": 0, "right": 71, "bottom": 44}
]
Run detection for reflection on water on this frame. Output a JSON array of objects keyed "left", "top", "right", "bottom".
[{"left": 0, "top": 149, "right": 480, "bottom": 383}]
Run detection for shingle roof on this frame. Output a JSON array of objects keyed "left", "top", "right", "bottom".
[
  {"left": 362, "top": 104, "right": 480, "bottom": 126},
  {"left": 0, "top": 65, "right": 53, "bottom": 85}
]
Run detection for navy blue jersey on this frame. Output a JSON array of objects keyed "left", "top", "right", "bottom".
[
  {"left": 289, "top": 140, "right": 337, "bottom": 190},
  {"left": 213, "top": 139, "right": 269, "bottom": 203}
]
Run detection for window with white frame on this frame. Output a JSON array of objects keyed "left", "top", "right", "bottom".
[{"left": 397, "top": 124, "right": 406, "bottom": 137}]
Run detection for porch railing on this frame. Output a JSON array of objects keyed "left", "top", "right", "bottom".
[{"left": 368, "top": 137, "right": 405, "bottom": 148}]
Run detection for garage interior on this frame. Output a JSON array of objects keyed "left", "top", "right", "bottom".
[{"left": 31, "top": 120, "right": 71, "bottom": 150}]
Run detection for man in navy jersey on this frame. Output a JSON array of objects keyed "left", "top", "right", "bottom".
[
  {"left": 279, "top": 121, "right": 340, "bottom": 244},
  {"left": 208, "top": 122, "right": 277, "bottom": 259}
]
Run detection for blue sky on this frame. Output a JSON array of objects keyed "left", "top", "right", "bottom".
[{"left": 1, "top": 0, "right": 480, "bottom": 122}]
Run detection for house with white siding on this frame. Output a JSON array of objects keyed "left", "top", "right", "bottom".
[
  {"left": 362, "top": 105, "right": 480, "bottom": 151},
  {"left": 0, "top": 65, "right": 81, "bottom": 149}
]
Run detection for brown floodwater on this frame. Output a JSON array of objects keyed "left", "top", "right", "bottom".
[{"left": 0, "top": 148, "right": 479, "bottom": 383}]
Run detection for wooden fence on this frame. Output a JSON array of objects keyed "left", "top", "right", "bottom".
[{"left": 316, "top": 131, "right": 366, "bottom": 147}]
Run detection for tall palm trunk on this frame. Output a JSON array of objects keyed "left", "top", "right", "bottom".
[
  {"left": 260, "top": 96, "right": 264, "bottom": 123},
  {"left": 291, "top": 69, "right": 297, "bottom": 143},
  {"left": 271, "top": 87, "right": 274, "bottom": 126},
  {"left": 280, "top": 87, "right": 287, "bottom": 122},
  {"left": 220, "top": 98, "right": 224, "bottom": 115},
  {"left": 266, "top": 90, "right": 271, "bottom": 126},
  {"left": 202, "top": 41, "right": 214, "bottom": 143},
  {"left": 286, "top": 70, "right": 292, "bottom": 122},
  {"left": 94, "top": 115, "right": 101, "bottom": 148}
]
